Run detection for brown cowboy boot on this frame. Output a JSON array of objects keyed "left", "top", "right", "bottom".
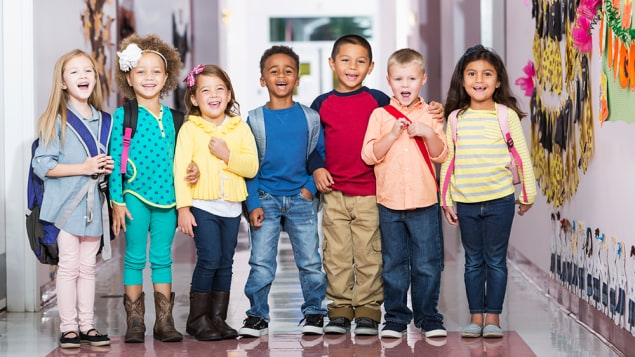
[
  {"left": 186, "top": 291, "right": 222, "bottom": 341},
  {"left": 123, "top": 292, "right": 146, "bottom": 343},
  {"left": 209, "top": 291, "right": 238, "bottom": 339},
  {"left": 153, "top": 292, "right": 183, "bottom": 342}
]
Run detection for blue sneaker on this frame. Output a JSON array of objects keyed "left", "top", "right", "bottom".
[
  {"left": 460, "top": 323, "right": 482, "bottom": 338},
  {"left": 482, "top": 324, "right": 503, "bottom": 338}
]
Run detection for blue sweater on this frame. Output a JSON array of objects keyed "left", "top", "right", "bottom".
[{"left": 245, "top": 103, "right": 323, "bottom": 212}]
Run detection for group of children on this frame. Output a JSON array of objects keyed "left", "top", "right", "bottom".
[{"left": 33, "top": 32, "right": 536, "bottom": 349}]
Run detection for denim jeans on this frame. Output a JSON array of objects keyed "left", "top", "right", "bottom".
[
  {"left": 244, "top": 190, "right": 327, "bottom": 320},
  {"left": 378, "top": 204, "right": 443, "bottom": 328},
  {"left": 456, "top": 193, "right": 515, "bottom": 314},
  {"left": 190, "top": 207, "right": 241, "bottom": 292}
]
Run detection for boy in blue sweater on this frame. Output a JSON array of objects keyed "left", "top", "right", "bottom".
[{"left": 239, "top": 45, "right": 327, "bottom": 337}]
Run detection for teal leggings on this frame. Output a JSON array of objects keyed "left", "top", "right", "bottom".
[{"left": 123, "top": 194, "right": 177, "bottom": 286}]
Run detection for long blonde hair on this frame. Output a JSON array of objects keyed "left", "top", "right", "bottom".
[{"left": 36, "top": 49, "right": 104, "bottom": 145}]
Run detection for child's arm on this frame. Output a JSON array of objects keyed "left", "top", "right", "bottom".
[
  {"left": 362, "top": 110, "right": 406, "bottom": 164},
  {"left": 220, "top": 124, "right": 259, "bottom": 179},
  {"left": 43, "top": 154, "right": 113, "bottom": 177},
  {"left": 406, "top": 120, "right": 447, "bottom": 160}
]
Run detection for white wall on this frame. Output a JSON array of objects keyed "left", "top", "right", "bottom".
[
  {"left": 504, "top": 3, "right": 635, "bottom": 272},
  {"left": 2, "top": 0, "right": 38, "bottom": 312}
]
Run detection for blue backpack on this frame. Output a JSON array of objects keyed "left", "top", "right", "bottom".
[{"left": 26, "top": 110, "right": 112, "bottom": 265}]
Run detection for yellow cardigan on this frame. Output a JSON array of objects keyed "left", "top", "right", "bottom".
[{"left": 174, "top": 115, "right": 258, "bottom": 209}]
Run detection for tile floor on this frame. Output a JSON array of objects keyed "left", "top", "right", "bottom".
[{"left": 0, "top": 218, "right": 625, "bottom": 356}]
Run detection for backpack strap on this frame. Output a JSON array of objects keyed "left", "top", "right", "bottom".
[
  {"left": 121, "top": 99, "right": 138, "bottom": 173},
  {"left": 497, "top": 104, "right": 528, "bottom": 203},
  {"left": 383, "top": 105, "right": 438, "bottom": 191},
  {"left": 248, "top": 106, "right": 266, "bottom": 165},
  {"left": 299, "top": 103, "right": 321, "bottom": 159},
  {"left": 441, "top": 109, "right": 461, "bottom": 207}
]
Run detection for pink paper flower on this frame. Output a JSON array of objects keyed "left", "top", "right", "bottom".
[
  {"left": 572, "top": 0, "right": 602, "bottom": 53},
  {"left": 515, "top": 60, "right": 536, "bottom": 97}
]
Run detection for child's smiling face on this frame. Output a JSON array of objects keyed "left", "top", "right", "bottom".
[
  {"left": 260, "top": 53, "right": 299, "bottom": 99},
  {"left": 462, "top": 59, "right": 500, "bottom": 110},
  {"left": 62, "top": 54, "right": 97, "bottom": 104},
  {"left": 126, "top": 52, "right": 168, "bottom": 100}
]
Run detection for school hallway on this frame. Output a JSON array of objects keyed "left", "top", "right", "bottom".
[{"left": 0, "top": 218, "right": 622, "bottom": 357}]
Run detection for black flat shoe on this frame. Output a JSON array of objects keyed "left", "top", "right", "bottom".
[
  {"left": 59, "top": 331, "right": 80, "bottom": 348},
  {"left": 79, "top": 328, "right": 111, "bottom": 346}
]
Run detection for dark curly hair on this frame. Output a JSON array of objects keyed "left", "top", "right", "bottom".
[
  {"left": 115, "top": 33, "right": 182, "bottom": 99},
  {"left": 183, "top": 64, "right": 240, "bottom": 118},
  {"left": 445, "top": 44, "right": 525, "bottom": 120},
  {"left": 259, "top": 45, "right": 299, "bottom": 75}
]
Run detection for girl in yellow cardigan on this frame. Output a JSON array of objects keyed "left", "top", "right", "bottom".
[{"left": 174, "top": 64, "right": 258, "bottom": 341}]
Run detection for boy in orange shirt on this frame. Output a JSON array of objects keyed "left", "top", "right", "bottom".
[{"left": 362, "top": 48, "right": 448, "bottom": 338}]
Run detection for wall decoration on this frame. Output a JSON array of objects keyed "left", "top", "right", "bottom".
[
  {"left": 551, "top": 213, "right": 633, "bottom": 335},
  {"left": 527, "top": 0, "right": 595, "bottom": 207},
  {"left": 82, "top": 0, "right": 116, "bottom": 105},
  {"left": 599, "top": 0, "right": 635, "bottom": 124}
]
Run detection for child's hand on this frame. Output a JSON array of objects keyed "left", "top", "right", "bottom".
[
  {"left": 428, "top": 101, "right": 445, "bottom": 121},
  {"left": 112, "top": 203, "right": 133, "bottom": 235},
  {"left": 209, "top": 137, "right": 230, "bottom": 163},
  {"left": 185, "top": 161, "right": 199, "bottom": 185},
  {"left": 300, "top": 188, "right": 314, "bottom": 201},
  {"left": 249, "top": 208, "right": 265, "bottom": 228},
  {"left": 442, "top": 206, "right": 458, "bottom": 225},
  {"left": 102, "top": 156, "right": 115, "bottom": 175},
  {"left": 177, "top": 207, "right": 197, "bottom": 237},
  {"left": 85, "top": 154, "right": 111, "bottom": 176},
  {"left": 407, "top": 121, "right": 433, "bottom": 138},
  {"left": 518, "top": 203, "right": 533, "bottom": 216},
  {"left": 313, "top": 168, "right": 334, "bottom": 193},
  {"left": 390, "top": 119, "right": 409, "bottom": 138}
]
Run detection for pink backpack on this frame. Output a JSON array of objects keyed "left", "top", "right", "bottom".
[{"left": 441, "top": 104, "right": 527, "bottom": 207}]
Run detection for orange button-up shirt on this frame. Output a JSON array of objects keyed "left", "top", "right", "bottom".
[{"left": 362, "top": 98, "right": 447, "bottom": 210}]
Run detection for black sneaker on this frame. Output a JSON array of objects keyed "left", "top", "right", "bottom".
[
  {"left": 380, "top": 322, "right": 407, "bottom": 338},
  {"left": 239, "top": 316, "right": 269, "bottom": 337},
  {"left": 300, "top": 314, "right": 324, "bottom": 335},
  {"left": 59, "top": 331, "right": 80, "bottom": 349},
  {"left": 422, "top": 321, "right": 447, "bottom": 338},
  {"left": 79, "top": 328, "right": 111, "bottom": 346},
  {"left": 354, "top": 317, "right": 378, "bottom": 336},
  {"left": 324, "top": 317, "right": 351, "bottom": 334}
]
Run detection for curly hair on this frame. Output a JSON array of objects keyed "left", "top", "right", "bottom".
[
  {"left": 259, "top": 45, "right": 299, "bottom": 75},
  {"left": 183, "top": 64, "right": 240, "bottom": 118},
  {"left": 115, "top": 33, "right": 182, "bottom": 99}
]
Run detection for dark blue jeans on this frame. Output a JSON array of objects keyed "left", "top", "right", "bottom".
[
  {"left": 190, "top": 207, "right": 241, "bottom": 292},
  {"left": 457, "top": 194, "right": 515, "bottom": 314},
  {"left": 378, "top": 204, "right": 444, "bottom": 328}
]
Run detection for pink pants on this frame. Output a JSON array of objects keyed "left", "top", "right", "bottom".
[{"left": 56, "top": 230, "right": 101, "bottom": 333}]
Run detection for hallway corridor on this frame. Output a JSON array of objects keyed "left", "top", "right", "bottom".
[{"left": 0, "top": 219, "right": 623, "bottom": 356}]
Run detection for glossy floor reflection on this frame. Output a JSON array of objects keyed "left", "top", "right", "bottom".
[{"left": 0, "top": 218, "right": 624, "bottom": 356}]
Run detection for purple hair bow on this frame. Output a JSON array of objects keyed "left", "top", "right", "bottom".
[{"left": 184, "top": 64, "right": 205, "bottom": 87}]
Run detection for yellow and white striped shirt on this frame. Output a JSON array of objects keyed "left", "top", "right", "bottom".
[{"left": 439, "top": 105, "right": 536, "bottom": 206}]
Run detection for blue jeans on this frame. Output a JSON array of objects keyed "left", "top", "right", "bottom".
[
  {"left": 244, "top": 191, "right": 327, "bottom": 320},
  {"left": 190, "top": 207, "right": 240, "bottom": 292},
  {"left": 456, "top": 194, "right": 515, "bottom": 314},
  {"left": 378, "top": 204, "right": 443, "bottom": 328}
]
